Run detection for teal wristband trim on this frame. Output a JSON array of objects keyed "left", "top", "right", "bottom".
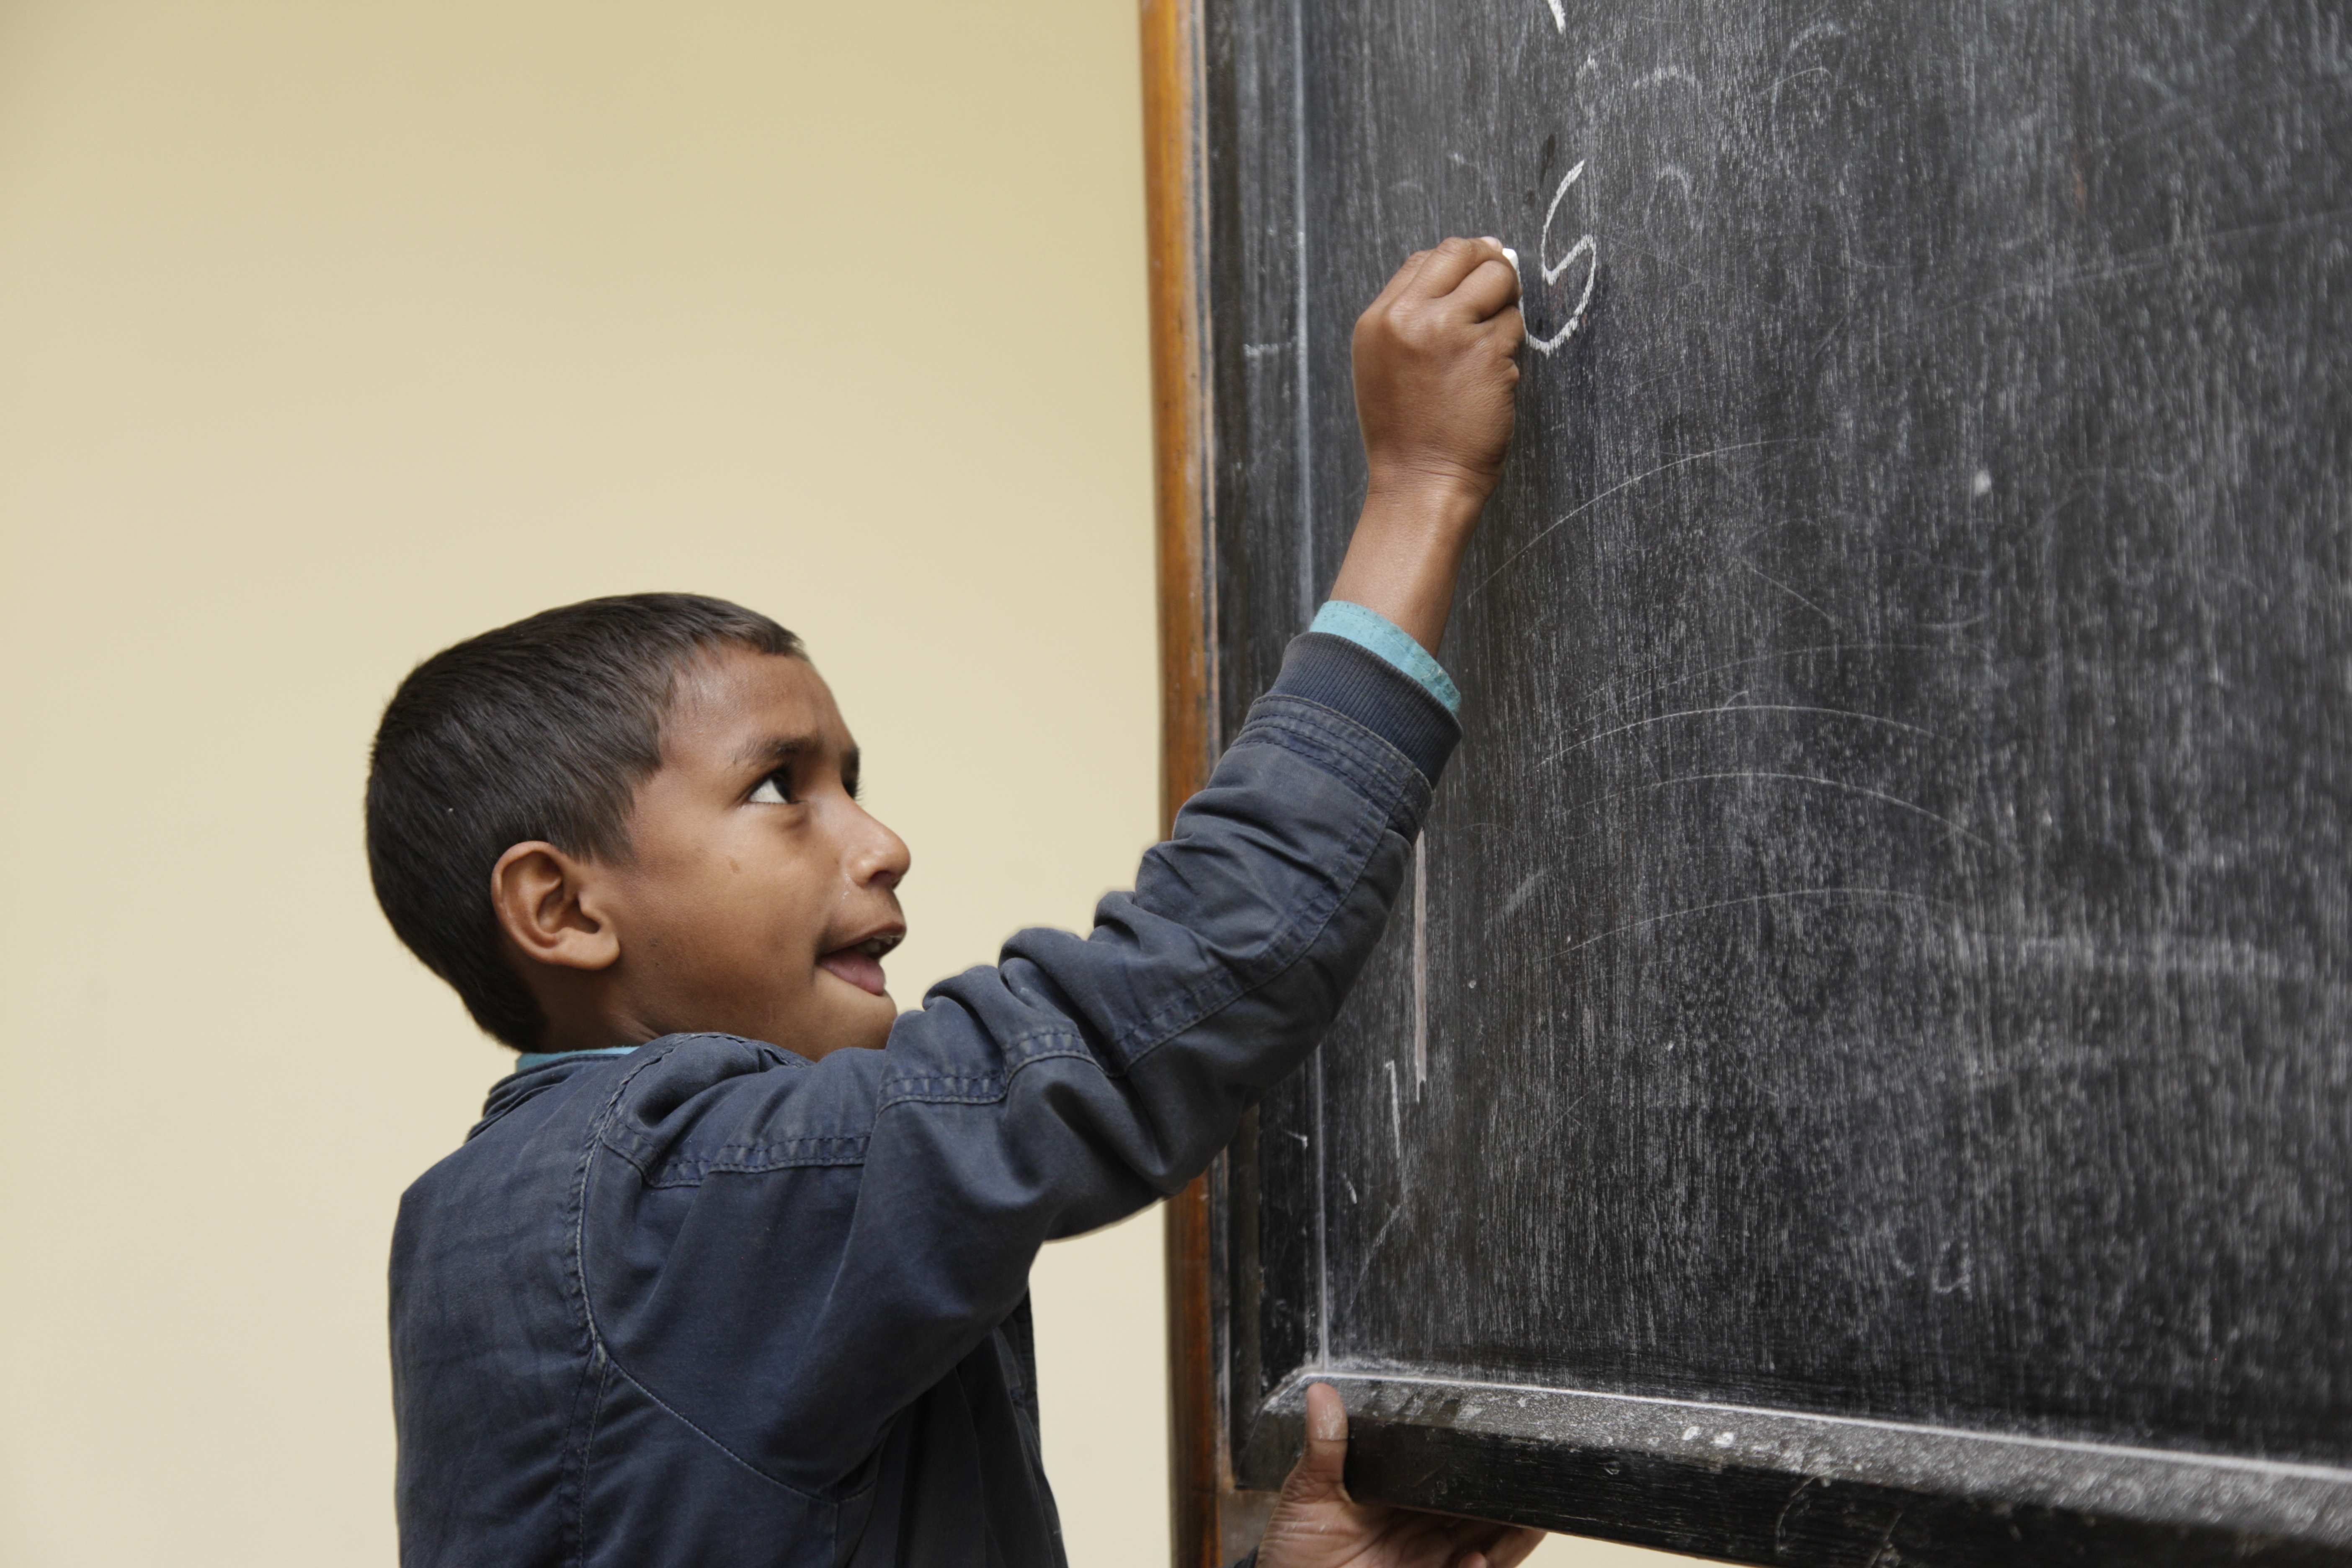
[{"left": 1309, "top": 600, "right": 1462, "bottom": 716}]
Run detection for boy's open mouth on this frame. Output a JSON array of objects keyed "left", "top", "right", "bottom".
[{"left": 818, "top": 931, "right": 900, "bottom": 997}]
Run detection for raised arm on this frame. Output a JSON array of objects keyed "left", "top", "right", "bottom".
[{"left": 577, "top": 238, "right": 1524, "bottom": 1494}]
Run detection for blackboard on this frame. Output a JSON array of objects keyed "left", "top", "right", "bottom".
[{"left": 1150, "top": 0, "right": 2352, "bottom": 1561}]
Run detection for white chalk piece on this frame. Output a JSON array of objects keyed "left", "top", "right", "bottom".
[{"left": 1501, "top": 245, "right": 1521, "bottom": 289}]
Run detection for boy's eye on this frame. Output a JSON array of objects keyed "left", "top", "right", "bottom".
[{"left": 749, "top": 772, "right": 794, "bottom": 805}]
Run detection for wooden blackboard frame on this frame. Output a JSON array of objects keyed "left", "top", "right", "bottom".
[
  {"left": 1139, "top": 2, "right": 1230, "bottom": 1565},
  {"left": 1142, "top": 3, "right": 2352, "bottom": 1563}
]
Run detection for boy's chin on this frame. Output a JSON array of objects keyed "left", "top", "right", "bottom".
[{"left": 811, "top": 973, "right": 897, "bottom": 1053}]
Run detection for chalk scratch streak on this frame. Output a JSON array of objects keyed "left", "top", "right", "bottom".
[
  {"left": 1412, "top": 837, "right": 1428, "bottom": 1093},
  {"left": 1553, "top": 888, "right": 1940, "bottom": 961},
  {"left": 1338, "top": 1204, "right": 1409, "bottom": 1322},
  {"left": 1774, "top": 1476, "right": 1823, "bottom": 1552},
  {"left": 1924, "top": 205, "right": 2352, "bottom": 326},
  {"left": 2104, "top": 74, "right": 2347, "bottom": 161},
  {"left": 1468, "top": 440, "right": 1807, "bottom": 602},
  {"left": 1496, "top": 868, "right": 1548, "bottom": 923},
  {"left": 1574, "top": 770, "right": 1986, "bottom": 845},
  {"left": 1632, "top": 64, "right": 1702, "bottom": 93},
  {"left": 1769, "top": 64, "right": 1830, "bottom": 98},
  {"left": 1545, "top": 704, "right": 1935, "bottom": 763},
  {"left": 1734, "top": 556, "right": 1846, "bottom": 627},
  {"left": 1585, "top": 642, "right": 1939, "bottom": 720},
  {"left": 1386, "top": 1061, "right": 1404, "bottom": 1160},
  {"left": 1867, "top": 1507, "right": 1909, "bottom": 1568}
]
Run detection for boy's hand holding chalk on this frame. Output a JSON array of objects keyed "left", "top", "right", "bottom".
[{"left": 1332, "top": 235, "right": 1523, "bottom": 653}]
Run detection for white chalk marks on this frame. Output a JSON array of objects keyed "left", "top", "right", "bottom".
[
  {"left": 1543, "top": 0, "right": 1566, "bottom": 34},
  {"left": 1551, "top": 887, "right": 1942, "bottom": 962},
  {"left": 1411, "top": 835, "right": 1428, "bottom": 1093},
  {"left": 1386, "top": 1062, "right": 1403, "bottom": 1159},
  {"left": 1527, "top": 160, "right": 1599, "bottom": 356},
  {"left": 1467, "top": 438, "right": 1807, "bottom": 603}
]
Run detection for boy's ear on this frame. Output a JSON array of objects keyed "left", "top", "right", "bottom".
[{"left": 490, "top": 842, "right": 621, "bottom": 973}]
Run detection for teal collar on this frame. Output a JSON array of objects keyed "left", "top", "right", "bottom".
[{"left": 513, "top": 1046, "right": 639, "bottom": 1073}]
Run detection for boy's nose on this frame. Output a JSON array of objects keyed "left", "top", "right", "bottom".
[{"left": 849, "top": 815, "right": 911, "bottom": 891}]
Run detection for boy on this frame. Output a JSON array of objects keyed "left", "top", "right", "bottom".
[{"left": 373, "top": 237, "right": 1539, "bottom": 1567}]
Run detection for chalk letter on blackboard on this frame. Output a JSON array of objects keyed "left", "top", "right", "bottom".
[{"left": 1529, "top": 160, "right": 1598, "bottom": 355}]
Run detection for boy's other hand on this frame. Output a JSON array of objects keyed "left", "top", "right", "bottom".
[
  {"left": 1256, "top": 1383, "right": 1545, "bottom": 1568},
  {"left": 1351, "top": 236, "right": 1523, "bottom": 510}
]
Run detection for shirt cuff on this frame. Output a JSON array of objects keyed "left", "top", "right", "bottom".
[
  {"left": 1308, "top": 600, "right": 1462, "bottom": 717},
  {"left": 1268, "top": 632, "right": 1460, "bottom": 784}
]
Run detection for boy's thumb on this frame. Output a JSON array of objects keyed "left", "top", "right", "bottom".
[{"left": 1281, "top": 1382, "right": 1352, "bottom": 1503}]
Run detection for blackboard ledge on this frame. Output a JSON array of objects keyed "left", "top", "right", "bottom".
[{"left": 1235, "top": 1372, "right": 2352, "bottom": 1565}]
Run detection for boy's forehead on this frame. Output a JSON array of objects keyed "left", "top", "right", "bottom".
[{"left": 667, "top": 647, "right": 849, "bottom": 759}]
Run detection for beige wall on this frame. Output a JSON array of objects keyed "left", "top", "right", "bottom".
[
  {"left": 0, "top": 3, "right": 1666, "bottom": 1563},
  {"left": 0, "top": 0, "right": 1167, "bottom": 1559}
]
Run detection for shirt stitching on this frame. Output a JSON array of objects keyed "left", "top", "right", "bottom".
[
  {"left": 570, "top": 1044, "right": 838, "bottom": 1505},
  {"left": 598, "top": 1029, "right": 1096, "bottom": 1182}
]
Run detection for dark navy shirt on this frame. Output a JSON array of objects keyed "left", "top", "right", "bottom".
[{"left": 389, "top": 630, "right": 1459, "bottom": 1566}]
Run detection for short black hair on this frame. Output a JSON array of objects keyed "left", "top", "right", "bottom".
[{"left": 366, "top": 592, "right": 803, "bottom": 1049}]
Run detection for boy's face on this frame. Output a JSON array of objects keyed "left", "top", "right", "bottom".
[{"left": 594, "top": 647, "right": 911, "bottom": 1057}]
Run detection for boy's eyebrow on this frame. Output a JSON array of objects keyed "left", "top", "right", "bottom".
[
  {"left": 732, "top": 733, "right": 860, "bottom": 781},
  {"left": 733, "top": 732, "right": 822, "bottom": 771}
]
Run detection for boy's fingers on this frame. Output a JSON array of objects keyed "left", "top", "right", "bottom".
[
  {"left": 1450, "top": 255, "right": 1522, "bottom": 321},
  {"left": 1369, "top": 248, "right": 1436, "bottom": 313},
  {"left": 1280, "top": 1381, "right": 1352, "bottom": 1504},
  {"left": 1411, "top": 235, "right": 1510, "bottom": 299}
]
